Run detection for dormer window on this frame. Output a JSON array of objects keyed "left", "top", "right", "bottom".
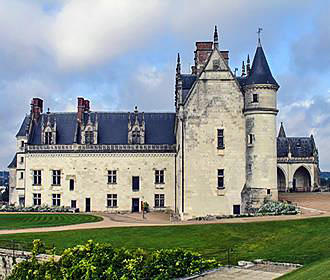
[
  {"left": 45, "top": 131, "right": 52, "bottom": 145},
  {"left": 85, "top": 130, "right": 94, "bottom": 144},
  {"left": 132, "top": 128, "right": 141, "bottom": 144},
  {"left": 128, "top": 106, "right": 145, "bottom": 145}
]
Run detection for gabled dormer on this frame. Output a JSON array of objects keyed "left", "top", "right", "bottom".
[
  {"left": 128, "top": 106, "right": 145, "bottom": 144},
  {"left": 81, "top": 112, "right": 98, "bottom": 144},
  {"left": 41, "top": 112, "right": 56, "bottom": 145}
]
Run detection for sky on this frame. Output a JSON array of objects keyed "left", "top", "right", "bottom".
[{"left": 0, "top": 0, "right": 330, "bottom": 170}]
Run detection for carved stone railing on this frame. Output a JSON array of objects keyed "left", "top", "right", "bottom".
[
  {"left": 277, "top": 156, "right": 318, "bottom": 164},
  {"left": 26, "top": 144, "right": 176, "bottom": 153}
]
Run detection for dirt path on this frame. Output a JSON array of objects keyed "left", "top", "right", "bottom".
[{"left": 0, "top": 193, "right": 329, "bottom": 235}]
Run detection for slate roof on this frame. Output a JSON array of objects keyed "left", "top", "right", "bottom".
[
  {"left": 8, "top": 154, "right": 17, "bottom": 169},
  {"left": 277, "top": 137, "right": 314, "bottom": 158},
  {"left": 245, "top": 44, "right": 279, "bottom": 88},
  {"left": 26, "top": 112, "right": 176, "bottom": 145},
  {"left": 180, "top": 74, "right": 197, "bottom": 102},
  {"left": 16, "top": 116, "right": 30, "bottom": 137}
]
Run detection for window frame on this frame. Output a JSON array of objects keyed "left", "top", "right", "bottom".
[
  {"left": 107, "top": 194, "right": 118, "bottom": 208},
  {"left": 33, "top": 193, "right": 41, "bottom": 206},
  {"left": 217, "top": 129, "right": 224, "bottom": 149},
  {"left": 52, "top": 194, "right": 61, "bottom": 207},
  {"left": 107, "top": 170, "right": 117, "bottom": 184},
  {"left": 252, "top": 93, "right": 259, "bottom": 103},
  {"left": 45, "top": 131, "right": 52, "bottom": 145},
  {"left": 217, "top": 169, "right": 225, "bottom": 189},
  {"left": 85, "top": 130, "right": 94, "bottom": 144},
  {"left": 155, "top": 170, "right": 165, "bottom": 184},
  {"left": 33, "top": 170, "right": 42, "bottom": 186},
  {"left": 132, "top": 176, "right": 140, "bottom": 192},
  {"left": 52, "top": 170, "right": 61, "bottom": 186},
  {"left": 69, "top": 179, "right": 75, "bottom": 191},
  {"left": 71, "top": 200, "right": 77, "bottom": 208},
  {"left": 154, "top": 194, "right": 165, "bottom": 208}
]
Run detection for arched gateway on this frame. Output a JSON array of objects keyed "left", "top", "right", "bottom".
[
  {"left": 277, "top": 167, "right": 286, "bottom": 192},
  {"left": 293, "top": 166, "right": 311, "bottom": 192}
]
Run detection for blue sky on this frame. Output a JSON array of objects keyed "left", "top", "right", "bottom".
[{"left": 0, "top": 0, "right": 330, "bottom": 170}]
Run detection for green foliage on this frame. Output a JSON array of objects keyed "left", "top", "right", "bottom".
[
  {"left": 8, "top": 240, "right": 220, "bottom": 280},
  {"left": 258, "top": 199, "right": 300, "bottom": 215}
]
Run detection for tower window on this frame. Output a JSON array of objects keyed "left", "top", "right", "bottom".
[
  {"left": 217, "top": 169, "right": 224, "bottom": 189},
  {"left": 252, "top": 94, "right": 258, "bottom": 103},
  {"left": 248, "top": 134, "right": 254, "bottom": 145},
  {"left": 217, "top": 129, "right": 224, "bottom": 149}
]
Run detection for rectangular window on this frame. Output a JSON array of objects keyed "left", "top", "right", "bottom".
[
  {"left": 45, "top": 132, "right": 52, "bottom": 145},
  {"left": 267, "top": 189, "right": 271, "bottom": 195},
  {"left": 21, "top": 141, "right": 24, "bottom": 148},
  {"left": 52, "top": 170, "right": 61, "bottom": 185},
  {"left": 69, "top": 179, "right": 74, "bottom": 191},
  {"left": 248, "top": 134, "right": 254, "bottom": 145},
  {"left": 20, "top": 157, "right": 24, "bottom": 164},
  {"left": 217, "top": 169, "right": 224, "bottom": 189},
  {"left": 217, "top": 129, "right": 224, "bottom": 149},
  {"left": 20, "top": 172, "right": 24, "bottom": 180},
  {"left": 108, "top": 170, "right": 117, "bottom": 184},
  {"left": 71, "top": 200, "right": 77, "bottom": 208},
  {"left": 52, "top": 194, "right": 61, "bottom": 207},
  {"left": 154, "top": 194, "right": 165, "bottom": 208},
  {"left": 33, "top": 170, "right": 42, "bottom": 186},
  {"left": 155, "top": 170, "right": 164, "bottom": 184},
  {"left": 33, "top": 193, "right": 41, "bottom": 206},
  {"left": 85, "top": 131, "right": 94, "bottom": 144},
  {"left": 132, "top": 176, "right": 140, "bottom": 191},
  {"left": 252, "top": 94, "right": 258, "bottom": 103},
  {"left": 107, "top": 194, "right": 118, "bottom": 208}
]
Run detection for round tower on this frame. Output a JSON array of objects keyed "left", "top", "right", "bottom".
[{"left": 242, "top": 38, "right": 280, "bottom": 211}]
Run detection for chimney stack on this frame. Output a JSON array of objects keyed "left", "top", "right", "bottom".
[
  {"left": 193, "top": 42, "right": 213, "bottom": 75},
  {"left": 84, "top": 99, "right": 90, "bottom": 112},
  {"left": 30, "top": 98, "right": 43, "bottom": 121},
  {"left": 77, "top": 97, "right": 85, "bottom": 123}
]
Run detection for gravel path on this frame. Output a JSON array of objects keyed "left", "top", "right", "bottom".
[{"left": 0, "top": 193, "right": 329, "bottom": 234}]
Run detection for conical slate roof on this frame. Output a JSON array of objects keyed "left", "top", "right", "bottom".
[
  {"left": 245, "top": 43, "right": 279, "bottom": 88},
  {"left": 278, "top": 122, "right": 286, "bottom": 138}
]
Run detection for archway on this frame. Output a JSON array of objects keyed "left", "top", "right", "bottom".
[
  {"left": 277, "top": 167, "right": 286, "bottom": 192},
  {"left": 293, "top": 166, "right": 311, "bottom": 192}
]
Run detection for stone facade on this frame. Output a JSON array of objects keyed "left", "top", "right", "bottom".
[{"left": 8, "top": 28, "right": 320, "bottom": 219}]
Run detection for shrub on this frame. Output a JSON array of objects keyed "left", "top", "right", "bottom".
[
  {"left": 258, "top": 199, "right": 300, "bottom": 215},
  {"left": 8, "top": 240, "right": 221, "bottom": 280},
  {"left": 0, "top": 204, "right": 72, "bottom": 213}
]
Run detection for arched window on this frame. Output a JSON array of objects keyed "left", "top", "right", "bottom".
[
  {"left": 85, "top": 129, "right": 94, "bottom": 144},
  {"left": 132, "top": 128, "right": 140, "bottom": 144}
]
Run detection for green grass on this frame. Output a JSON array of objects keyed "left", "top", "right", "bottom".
[
  {"left": 280, "top": 258, "right": 330, "bottom": 280},
  {"left": 0, "top": 213, "right": 102, "bottom": 230},
  {"left": 1, "top": 217, "right": 330, "bottom": 265}
]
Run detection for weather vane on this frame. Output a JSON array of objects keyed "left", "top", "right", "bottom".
[{"left": 257, "top": 28, "right": 263, "bottom": 45}]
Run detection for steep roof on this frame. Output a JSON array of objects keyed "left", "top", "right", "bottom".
[
  {"left": 16, "top": 116, "right": 30, "bottom": 137},
  {"left": 7, "top": 154, "right": 17, "bottom": 169},
  {"left": 278, "top": 122, "right": 286, "bottom": 138},
  {"left": 245, "top": 43, "right": 279, "bottom": 88},
  {"left": 180, "top": 74, "right": 197, "bottom": 103},
  {"left": 277, "top": 137, "right": 314, "bottom": 158},
  {"left": 27, "top": 112, "right": 176, "bottom": 145}
]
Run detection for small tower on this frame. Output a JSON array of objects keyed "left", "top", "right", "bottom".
[{"left": 242, "top": 30, "right": 280, "bottom": 211}]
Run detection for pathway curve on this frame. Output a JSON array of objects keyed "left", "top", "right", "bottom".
[{"left": 0, "top": 193, "right": 329, "bottom": 235}]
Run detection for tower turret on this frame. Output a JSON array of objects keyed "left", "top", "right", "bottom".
[{"left": 242, "top": 31, "right": 279, "bottom": 212}]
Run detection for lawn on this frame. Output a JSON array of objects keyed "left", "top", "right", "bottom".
[
  {"left": 0, "top": 213, "right": 102, "bottom": 230},
  {"left": 1, "top": 217, "right": 330, "bottom": 267}
]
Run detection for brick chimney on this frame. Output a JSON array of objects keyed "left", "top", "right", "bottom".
[
  {"left": 77, "top": 97, "right": 85, "bottom": 123},
  {"left": 30, "top": 98, "right": 43, "bottom": 121},
  {"left": 84, "top": 99, "right": 90, "bottom": 112},
  {"left": 193, "top": 42, "right": 213, "bottom": 75}
]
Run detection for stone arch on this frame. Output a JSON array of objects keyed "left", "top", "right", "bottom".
[
  {"left": 292, "top": 166, "right": 311, "bottom": 192},
  {"left": 277, "top": 167, "right": 286, "bottom": 192}
]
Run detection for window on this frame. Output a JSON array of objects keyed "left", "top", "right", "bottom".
[
  {"left": 107, "top": 194, "right": 117, "bottom": 208},
  {"left": 20, "top": 157, "right": 24, "bottom": 164},
  {"left": 21, "top": 141, "right": 24, "bottom": 148},
  {"left": 33, "top": 170, "right": 42, "bottom": 186},
  {"left": 154, "top": 194, "right": 165, "bottom": 208},
  {"left": 85, "top": 130, "right": 94, "bottom": 144},
  {"left": 52, "top": 194, "right": 61, "bottom": 206},
  {"left": 155, "top": 170, "right": 164, "bottom": 184},
  {"left": 217, "top": 169, "right": 224, "bottom": 189},
  {"left": 20, "top": 172, "right": 24, "bottom": 180},
  {"left": 69, "top": 179, "right": 74, "bottom": 191},
  {"left": 45, "top": 131, "right": 52, "bottom": 145},
  {"left": 233, "top": 205, "right": 240, "bottom": 215},
  {"left": 213, "top": 59, "right": 220, "bottom": 70},
  {"left": 252, "top": 94, "right": 258, "bottom": 103},
  {"left": 248, "top": 134, "right": 254, "bottom": 145},
  {"left": 33, "top": 193, "right": 41, "bottom": 206},
  {"left": 217, "top": 129, "right": 224, "bottom": 149},
  {"left": 267, "top": 189, "right": 271, "bottom": 195},
  {"left": 132, "top": 176, "right": 140, "bottom": 191},
  {"left": 52, "top": 170, "right": 61, "bottom": 185},
  {"left": 132, "top": 128, "right": 140, "bottom": 144},
  {"left": 108, "top": 170, "right": 117, "bottom": 184},
  {"left": 71, "top": 200, "right": 77, "bottom": 208}
]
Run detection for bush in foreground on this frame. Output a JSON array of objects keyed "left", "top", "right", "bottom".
[
  {"left": 8, "top": 240, "right": 220, "bottom": 280},
  {"left": 258, "top": 199, "right": 300, "bottom": 215}
]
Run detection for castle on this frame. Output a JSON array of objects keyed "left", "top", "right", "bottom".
[{"left": 8, "top": 28, "right": 320, "bottom": 219}]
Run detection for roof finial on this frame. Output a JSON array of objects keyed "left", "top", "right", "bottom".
[
  {"left": 176, "top": 53, "right": 181, "bottom": 75},
  {"left": 257, "top": 27, "right": 263, "bottom": 47},
  {"left": 246, "top": 54, "right": 251, "bottom": 76},
  {"left": 278, "top": 122, "right": 286, "bottom": 138},
  {"left": 241, "top": 61, "right": 246, "bottom": 77},
  {"left": 213, "top": 25, "right": 219, "bottom": 49}
]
